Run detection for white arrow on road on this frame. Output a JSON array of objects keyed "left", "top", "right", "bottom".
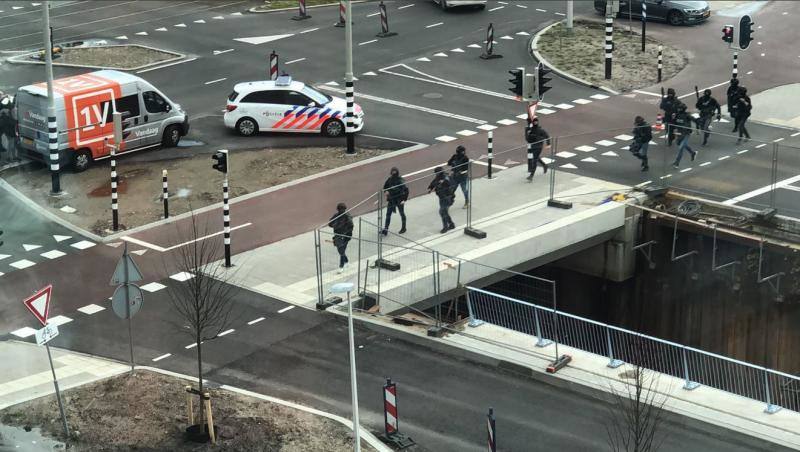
[{"left": 234, "top": 34, "right": 294, "bottom": 45}]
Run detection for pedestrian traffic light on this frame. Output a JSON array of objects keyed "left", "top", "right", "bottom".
[
  {"left": 721, "top": 25, "right": 734, "bottom": 44},
  {"left": 508, "top": 68, "right": 523, "bottom": 98},
  {"left": 212, "top": 150, "right": 228, "bottom": 173},
  {"left": 739, "top": 15, "right": 754, "bottom": 49},
  {"left": 537, "top": 63, "right": 552, "bottom": 98}
]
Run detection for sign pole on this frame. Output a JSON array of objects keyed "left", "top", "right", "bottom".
[
  {"left": 45, "top": 342, "right": 70, "bottom": 437},
  {"left": 123, "top": 242, "right": 134, "bottom": 374}
]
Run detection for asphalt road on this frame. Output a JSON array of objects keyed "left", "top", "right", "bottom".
[{"left": 4, "top": 275, "right": 787, "bottom": 452}]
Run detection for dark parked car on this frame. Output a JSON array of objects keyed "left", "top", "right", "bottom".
[{"left": 594, "top": 0, "right": 711, "bottom": 26}]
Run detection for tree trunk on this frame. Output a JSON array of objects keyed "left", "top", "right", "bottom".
[{"left": 196, "top": 335, "right": 205, "bottom": 424}]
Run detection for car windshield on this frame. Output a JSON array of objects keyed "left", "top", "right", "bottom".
[
  {"left": 301, "top": 86, "right": 331, "bottom": 105},
  {"left": 228, "top": 90, "right": 238, "bottom": 102}
]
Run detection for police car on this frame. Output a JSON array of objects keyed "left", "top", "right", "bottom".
[{"left": 224, "top": 76, "right": 364, "bottom": 137}]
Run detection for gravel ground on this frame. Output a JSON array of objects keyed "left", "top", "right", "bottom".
[
  {"left": 0, "top": 371, "right": 374, "bottom": 451},
  {"left": 538, "top": 19, "right": 689, "bottom": 92},
  {"left": 252, "top": 0, "right": 335, "bottom": 11},
  {"left": 2, "top": 146, "right": 387, "bottom": 235},
  {"left": 56, "top": 46, "right": 180, "bottom": 69}
]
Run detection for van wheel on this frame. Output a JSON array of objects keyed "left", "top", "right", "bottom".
[
  {"left": 162, "top": 125, "right": 181, "bottom": 147},
  {"left": 322, "top": 119, "right": 345, "bottom": 137},
  {"left": 73, "top": 149, "right": 93, "bottom": 172},
  {"left": 236, "top": 117, "right": 258, "bottom": 137}
]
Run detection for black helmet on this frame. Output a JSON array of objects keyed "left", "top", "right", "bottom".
[
  {"left": 703, "top": 89, "right": 712, "bottom": 97},
  {"left": 731, "top": 78, "right": 739, "bottom": 86},
  {"left": 390, "top": 166, "right": 399, "bottom": 176},
  {"left": 434, "top": 166, "right": 444, "bottom": 174},
  {"left": 667, "top": 88, "right": 676, "bottom": 96},
  {"left": 456, "top": 145, "right": 465, "bottom": 154},
  {"left": 634, "top": 115, "right": 645, "bottom": 124},
  {"left": 677, "top": 102, "right": 687, "bottom": 111},
  {"left": 739, "top": 87, "right": 747, "bottom": 95},
  {"left": 336, "top": 202, "right": 347, "bottom": 212}
]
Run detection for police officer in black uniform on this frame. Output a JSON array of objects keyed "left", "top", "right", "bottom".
[
  {"left": 328, "top": 202, "right": 354, "bottom": 273},
  {"left": 382, "top": 167, "right": 408, "bottom": 235},
  {"left": 695, "top": 89, "right": 721, "bottom": 146},
  {"left": 525, "top": 117, "right": 550, "bottom": 181},
  {"left": 447, "top": 145, "right": 469, "bottom": 208},
  {"left": 735, "top": 87, "right": 752, "bottom": 144},
  {"left": 428, "top": 167, "right": 455, "bottom": 233},
  {"left": 727, "top": 78, "right": 741, "bottom": 132},
  {"left": 659, "top": 88, "right": 679, "bottom": 146}
]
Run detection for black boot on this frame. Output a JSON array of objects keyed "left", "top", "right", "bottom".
[
  {"left": 641, "top": 158, "right": 649, "bottom": 172},
  {"left": 399, "top": 221, "right": 406, "bottom": 234}
]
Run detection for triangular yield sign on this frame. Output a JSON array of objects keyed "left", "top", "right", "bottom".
[
  {"left": 602, "top": 151, "right": 619, "bottom": 157},
  {"left": 560, "top": 163, "right": 578, "bottom": 169},
  {"left": 0, "top": 254, "right": 10, "bottom": 261},
  {"left": 468, "top": 44, "right": 482, "bottom": 48},
  {"left": 234, "top": 34, "right": 294, "bottom": 45},
  {"left": 23, "top": 244, "right": 41, "bottom": 251},
  {"left": 433, "top": 52, "right": 448, "bottom": 57},
  {"left": 110, "top": 253, "right": 144, "bottom": 285},
  {"left": 416, "top": 57, "right": 431, "bottom": 62},
  {"left": 23, "top": 285, "right": 52, "bottom": 326},
  {"left": 450, "top": 48, "right": 464, "bottom": 53},
  {"left": 581, "top": 157, "right": 599, "bottom": 163}
]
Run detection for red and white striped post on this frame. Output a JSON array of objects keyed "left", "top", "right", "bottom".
[
  {"left": 291, "top": 0, "right": 311, "bottom": 20},
  {"left": 381, "top": 378, "right": 415, "bottom": 448},
  {"left": 376, "top": 1, "right": 396, "bottom": 38},
  {"left": 335, "top": 0, "right": 346, "bottom": 27},
  {"left": 480, "top": 23, "right": 502, "bottom": 60},
  {"left": 269, "top": 50, "right": 278, "bottom": 80},
  {"left": 487, "top": 407, "right": 496, "bottom": 452}
]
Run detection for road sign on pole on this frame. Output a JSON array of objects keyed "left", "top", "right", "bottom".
[
  {"left": 112, "top": 284, "right": 144, "bottom": 319},
  {"left": 111, "top": 243, "right": 143, "bottom": 374},
  {"left": 35, "top": 323, "right": 59, "bottom": 346},
  {"left": 110, "top": 251, "right": 143, "bottom": 286},
  {"left": 23, "top": 285, "right": 52, "bottom": 326}
]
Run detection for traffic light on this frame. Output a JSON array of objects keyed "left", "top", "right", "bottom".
[
  {"left": 739, "top": 15, "right": 754, "bottom": 49},
  {"left": 212, "top": 150, "right": 228, "bottom": 173},
  {"left": 537, "top": 63, "right": 552, "bottom": 98},
  {"left": 721, "top": 25, "right": 734, "bottom": 44},
  {"left": 508, "top": 68, "right": 523, "bottom": 97}
]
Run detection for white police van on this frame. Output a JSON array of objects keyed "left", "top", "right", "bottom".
[{"left": 223, "top": 76, "right": 364, "bottom": 138}]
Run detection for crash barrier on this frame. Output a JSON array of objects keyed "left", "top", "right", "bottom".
[
  {"left": 466, "top": 286, "right": 800, "bottom": 414},
  {"left": 381, "top": 378, "right": 415, "bottom": 448},
  {"left": 376, "top": 1, "right": 397, "bottom": 38},
  {"left": 292, "top": 0, "right": 311, "bottom": 20},
  {"left": 335, "top": 0, "right": 346, "bottom": 27}
]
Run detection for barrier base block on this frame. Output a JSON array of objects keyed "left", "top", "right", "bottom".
[
  {"left": 374, "top": 258, "right": 401, "bottom": 271},
  {"left": 316, "top": 295, "right": 342, "bottom": 311},
  {"left": 480, "top": 53, "right": 503, "bottom": 59},
  {"left": 377, "top": 31, "right": 398, "bottom": 38},
  {"left": 291, "top": 14, "right": 312, "bottom": 20},
  {"left": 547, "top": 199, "right": 573, "bottom": 209},
  {"left": 464, "top": 227, "right": 487, "bottom": 239},
  {"left": 381, "top": 432, "right": 416, "bottom": 449},
  {"left": 546, "top": 354, "right": 572, "bottom": 373},
  {"left": 427, "top": 326, "right": 446, "bottom": 338}
]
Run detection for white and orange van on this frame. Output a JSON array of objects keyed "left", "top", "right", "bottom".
[{"left": 16, "top": 70, "right": 189, "bottom": 171}]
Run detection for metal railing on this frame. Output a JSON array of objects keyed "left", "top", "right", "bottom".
[{"left": 466, "top": 286, "right": 800, "bottom": 414}]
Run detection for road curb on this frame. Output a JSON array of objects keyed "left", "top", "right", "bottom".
[
  {"left": 248, "top": 1, "right": 366, "bottom": 14},
  {"left": 529, "top": 21, "right": 620, "bottom": 96}
]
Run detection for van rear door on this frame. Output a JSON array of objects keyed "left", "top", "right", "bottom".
[{"left": 15, "top": 91, "right": 51, "bottom": 158}]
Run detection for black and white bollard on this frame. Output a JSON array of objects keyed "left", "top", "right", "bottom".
[
  {"left": 376, "top": 1, "right": 397, "bottom": 37},
  {"left": 381, "top": 378, "right": 415, "bottom": 448},
  {"left": 604, "top": 14, "right": 613, "bottom": 79},
  {"left": 269, "top": 50, "right": 278, "bottom": 80},
  {"left": 109, "top": 139, "right": 119, "bottom": 231},
  {"left": 291, "top": 0, "right": 311, "bottom": 20},
  {"left": 487, "top": 131, "right": 493, "bottom": 179},
  {"left": 657, "top": 45, "right": 663, "bottom": 83},
  {"left": 487, "top": 408, "right": 496, "bottom": 452},
  {"left": 162, "top": 169, "right": 169, "bottom": 219},
  {"left": 334, "top": 0, "right": 345, "bottom": 27},
  {"left": 48, "top": 110, "right": 61, "bottom": 194},
  {"left": 641, "top": 2, "right": 647, "bottom": 52},
  {"left": 480, "top": 23, "right": 502, "bottom": 60},
  {"left": 345, "top": 79, "right": 356, "bottom": 154},
  {"left": 732, "top": 51, "right": 738, "bottom": 79},
  {"left": 223, "top": 174, "right": 231, "bottom": 267}
]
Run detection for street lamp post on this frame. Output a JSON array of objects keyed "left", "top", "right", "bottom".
[{"left": 330, "top": 282, "right": 360, "bottom": 452}]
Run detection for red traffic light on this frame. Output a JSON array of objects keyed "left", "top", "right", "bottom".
[{"left": 721, "top": 25, "right": 734, "bottom": 43}]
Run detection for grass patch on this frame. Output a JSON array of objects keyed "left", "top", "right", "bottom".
[{"left": 56, "top": 45, "right": 179, "bottom": 70}]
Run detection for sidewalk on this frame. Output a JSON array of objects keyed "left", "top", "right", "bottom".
[{"left": 750, "top": 84, "right": 800, "bottom": 130}]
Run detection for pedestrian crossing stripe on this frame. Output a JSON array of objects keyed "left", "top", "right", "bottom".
[
  {"left": 556, "top": 151, "right": 576, "bottom": 158},
  {"left": 581, "top": 157, "right": 598, "bottom": 163},
  {"left": 590, "top": 94, "right": 610, "bottom": 100},
  {"left": 575, "top": 145, "right": 596, "bottom": 152}
]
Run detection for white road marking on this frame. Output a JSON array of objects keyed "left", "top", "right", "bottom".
[
  {"left": 416, "top": 57, "right": 431, "bottom": 62},
  {"left": 516, "top": 113, "right": 528, "bottom": 119},
  {"left": 516, "top": 4, "right": 527, "bottom": 8},
  {"left": 536, "top": 108, "right": 556, "bottom": 115},
  {"left": 791, "top": 132, "right": 800, "bottom": 137},
  {"left": 595, "top": 140, "right": 616, "bottom": 147},
  {"left": 516, "top": 31, "right": 530, "bottom": 36},
  {"left": 398, "top": 3, "right": 414, "bottom": 9},
  {"left": 185, "top": 342, "right": 199, "bottom": 349},
  {"left": 11, "top": 327, "right": 38, "bottom": 338},
  {"left": 285, "top": 57, "right": 306, "bottom": 64},
  {"left": 10, "top": 259, "right": 35, "bottom": 269},
  {"left": 590, "top": 93, "right": 610, "bottom": 100},
  {"left": 782, "top": 185, "right": 800, "bottom": 192},
  {"left": 319, "top": 85, "right": 486, "bottom": 124},
  {"left": 436, "top": 135, "right": 457, "bottom": 142},
  {"left": 700, "top": 162, "right": 711, "bottom": 167},
  {"left": 433, "top": 52, "right": 448, "bottom": 57},
  {"left": 234, "top": 34, "right": 294, "bottom": 45},
  {"left": 614, "top": 134, "right": 633, "bottom": 141},
  {"left": 136, "top": 57, "right": 198, "bottom": 74},
  {"left": 71, "top": 240, "right": 95, "bottom": 250},
  {"left": 152, "top": 353, "right": 171, "bottom": 362},
  {"left": 135, "top": 31, "right": 148, "bottom": 35},
  {"left": 213, "top": 49, "right": 234, "bottom": 55},
  {"left": 450, "top": 48, "right": 464, "bottom": 53},
  {"left": 737, "top": 149, "right": 749, "bottom": 154},
  {"left": 477, "top": 124, "right": 497, "bottom": 131},
  {"left": 560, "top": 163, "right": 577, "bottom": 169},
  {"left": 773, "top": 137, "right": 784, "bottom": 142},
  {"left": 363, "top": 71, "right": 377, "bottom": 76},
  {"left": 219, "top": 328, "right": 235, "bottom": 337},
  {"left": 174, "top": 23, "right": 187, "bottom": 27},
  {"left": 633, "top": 89, "right": 661, "bottom": 97},
  {"left": 497, "top": 119, "right": 517, "bottom": 125},
  {"left": 300, "top": 27, "right": 319, "bottom": 33},
  {"left": 204, "top": 77, "right": 227, "bottom": 85},
  {"left": 0, "top": 254, "right": 9, "bottom": 261},
  {"left": 536, "top": 8, "right": 547, "bottom": 12},
  {"left": 601, "top": 151, "right": 619, "bottom": 157},
  {"left": 718, "top": 155, "right": 730, "bottom": 160},
  {"left": 635, "top": 180, "right": 652, "bottom": 188},
  {"left": 78, "top": 304, "right": 105, "bottom": 315},
  {"left": 359, "top": 39, "right": 378, "bottom": 46},
  {"left": 489, "top": 6, "right": 504, "bottom": 11},
  {"left": 554, "top": 103, "right": 573, "bottom": 109},
  {"left": 426, "top": 22, "right": 443, "bottom": 28},
  {"left": 140, "top": 282, "right": 167, "bottom": 292},
  {"left": 248, "top": 317, "right": 266, "bottom": 325},
  {"left": 406, "top": 163, "right": 446, "bottom": 178},
  {"left": 456, "top": 130, "right": 478, "bottom": 136},
  {"left": 121, "top": 223, "right": 252, "bottom": 252},
  {"left": 555, "top": 12, "right": 565, "bottom": 16},
  {"left": 230, "top": 11, "right": 242, "bottom": 15},
  {"left": 468, "top": 44, "right": 482, "bottom": 48},
  {"left": 278, "top": 305, "right": 295, "bottom": 314},
  {"left": 575, "top": 145, "right": 596, "bottom": 152},
  {"left": 23, "top": 244, "right": 41, "bottom": 251},
  {"left": 170, "top": 272, "right": 194, "bottom": 281},
  {"left": 500, "top": 36, "right": 513, "bottom": 40},
  {"left": 325, "top": 81, "right": 339, "bottom": 86},
  {"left": 680, "top": 168, "right": 692, "bottom": 173},
  {"left": 194, "top": 19, "right": 206, "bottom": 23},
  {"left": 49, "top": 315, "right": 72, "bottom": 326},
  {"left": 660, "top": 174, "right": 672, "bottom": 179},
  {"left": 573, "top": 98, "right": 592, "bottom": 105},
  {"left": 115, "top": 35, "right": 128, "bottom": 40},
  {"left": 472, "top": 160, "right": 508, "bottom": 170},
  {"left": 755, "top": 143, "right": 766, "bottom": 148},
  {"left": 556, "top": 151, "right": 576, "bottom": 158},
  {"left": 155, "top": 27, "right": 168, "bottom": 31},
  {"left": 678, "top": 80, "right": 731, "bottom": 99},
  {"left": 581, "top": 157, "right": 598, "bottom": 163},
  {"left": 41, "top": 250, "right": 66, "bottom": 260},
  {"left": 213, "top": 15, "right": 225, "bottom": 19},
  {"left": 724, "top": 174, "right": 800, "bottom": 205},
  {"left": 381, "top": 64, "right": 518, "bottom": 101},
  {"left": 746, "top": 70, "right": 753, "bottom": 75}
]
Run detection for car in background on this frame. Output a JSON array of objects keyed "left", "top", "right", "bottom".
[
  {"left": 594, "top": 0, "right": 710, "bottom": 26},
  {"left": 432, "top": 0, "right": 486, "bottom": 11},
  {"left": 224, "top": 76, "right": 364, "bottom": 138}
]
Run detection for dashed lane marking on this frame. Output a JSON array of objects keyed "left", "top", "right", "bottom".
[
  {"left": 185, "top": 342, "right": 199, "bottom": 349},
  {"left": 426, "top": 22, "right": 443, "bottom": 28},
  {"left": 497, "top": 119, "right": 517, "bottom": 125},
  {"left": 536, "top": 108, "right": 556, "bottom": 115},
  {"left": 300, "top": 27, "right": 319, "bottom": 33},
  {"left": 359, "top": 39, "right": 378, "bottom": 46},
  {"left": 488, "top": 6, "right": 504, "bottom": 11},
  {"left": 477, "top": 124, "right": 497, "bottom": 131},
  {"left": 635, "top": 181, "right": 652, "bottom": 188},
  {"left": 755, "top": 143, "right": 767, "bottom": 148},
  {"left": 595, "top": 140, "right": 616, "bottom": 147},
  {"left": 174, "top": 23, "right": 187, "bottom": 27},
  {"left": 633, "top": 89, "right": 661, "bottom": 97},
  {"left": 700, "top": 162, "right": 711, "bottom": 167},
  {"left": 554, "top": 12, "right": 565, "bottom": 16},
  {"left": 791, "top": 132, "right": 800, "bottom": 137},
  {"left": 140, "top": 282, "right": 167, "bottom": 292},
  {"left": 680, "top": 168, "right": 692, "bottom": 173},
  {"left": 204, "top": 77, "right": 227, "bottom": 85},
  {"left": 554, "top": 103, "right": 573, "bottom": 109},
  {"left": 194, "top": 19, "right": 206, "bottom": 23},
  {"left": 660, "top": 174, "right": 672, "bottom": 179},
  {"left": 219, "top": 329, "right": 235, "bottom": 337},
  {"left": 457, "top": 130, "right": 478, "bottom": 136},
  {"left": 468, "top": 44, "right": 482, "bottom": 48},
  {"left": 11, "top": 327, "right": 37, "bottom": 339},
  {"left": 774, "top": 138, "right": 784, "bottom": 142},
  {"left": 737, "top": 149, "right": 749, "bottom": 154},
  {"left": 170, "top": 272, "right": 194, "bottom": 282},
  {"left": 436, "top": 135, "right": 457, "bottom": 142},
  {"left": 536, "top": 8, "right": 547, "bottom": 12},
  {"left": 41, "top": 250, "right": 66, "bottom": 260},
  {"left": 135, "top": 31, "right": 148, "bottom": 36},
  {"left": 367, "top": 12, "right": 380, "bottom": 17},
  {"left": 451, "top": 48, "right": 464, "bottom": 53},
  {"left": 590, "top": 94, "right": 610, "bottom": 100},
  {"left": 78, "top": 304, "right": 105, "bottom": 315},
  {"left": 248, "top": 317, "right": 265, "bottom": 325},
  {"left": 155, "top": 27, "right": 168, "bottom": 31},
  {"left": 10, "top": 259, "right": 35, "bottom": 270},
  {"left": 719, "top": 155, "right": 730, "bottom": 160},
  {"left": 516, "top": 4, "right": 527, "bottom": 8},
  {"left": 49, "top": 315, "right": 73, "bottom": 327},
  {"left": 398, "top": 3, "right": 414, "bottom": 9},
  {"left": 575, "top": 145, "right": 596, "bottom": 152},
  {"left": 285, "top": 57, "right": 306, "bottom": 64},
  {"left": 500, "top": 35, "right": 513, "bottom": 40},
  {"left": 573, "top": 98, "right": 592, "bottom": 105},
  {"left": 152, "top": 353, "right": 171, "bottom": 362},
  {"left": 278, "top": 305, "right": 295, "bottom": 314}
]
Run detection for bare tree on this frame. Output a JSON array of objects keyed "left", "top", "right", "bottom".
[
  {"left": 605, "top": 339, "right": 668, "bottom": 452},
  {"left": 166, "top": 212, "right": 237, "bottom": 423}
]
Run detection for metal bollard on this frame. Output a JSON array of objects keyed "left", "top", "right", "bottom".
[
  {"left": 162, "top": 169, "right": 169, "bottom": 219},
  {"left": 291, "top": 0, "right": 311, "bottom": 20},
  {"left": 109, "top": 139, "right": 119, "bottom": 231},
  {"left": 376, "top": 1, "right": 397, "bottom": 37},
  {"left": 480, "top": 23, "right": 502, "bottom": 59},
  {"left": 657, "top": 45, "right": 663, "bottom": 83},
  {"left": 604, "top": 14, "right": 613, "bottom": 79},
  {"left": 269, "top": 50, "right": 278, "bottom": 80},
  {"left": 487, "top": 130, "right": 493, "bottom": 179},
  {"left": 334, "top": 0, "right": 345, "bottom": 27}
]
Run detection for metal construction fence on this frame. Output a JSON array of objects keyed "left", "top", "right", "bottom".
[{"left": 466, "top": 286, "right": 800, "bottom": 415}]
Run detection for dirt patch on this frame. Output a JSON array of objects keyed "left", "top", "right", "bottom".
[
  {"left": 2, "top": 146, "right": 388, "bottom": 235},
  {"left": 0, "top": 370, "right": 373, "bottom": 451},
  {"left": 55, "top": 45, "right": 180, "bottom": 70},
  {"left": 252, "top": 0, "right": 335, "bottom": 11},
  {"left": 537, "top": 20, "right": 689, "bottom": 92}
]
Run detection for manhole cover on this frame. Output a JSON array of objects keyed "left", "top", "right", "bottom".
[{"left": 423, "top": 92, "right": 443, "bottom": 99}]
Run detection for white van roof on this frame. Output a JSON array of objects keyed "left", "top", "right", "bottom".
[{"left": 19, "top": 70, "right": 141, "bottom": 98}]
